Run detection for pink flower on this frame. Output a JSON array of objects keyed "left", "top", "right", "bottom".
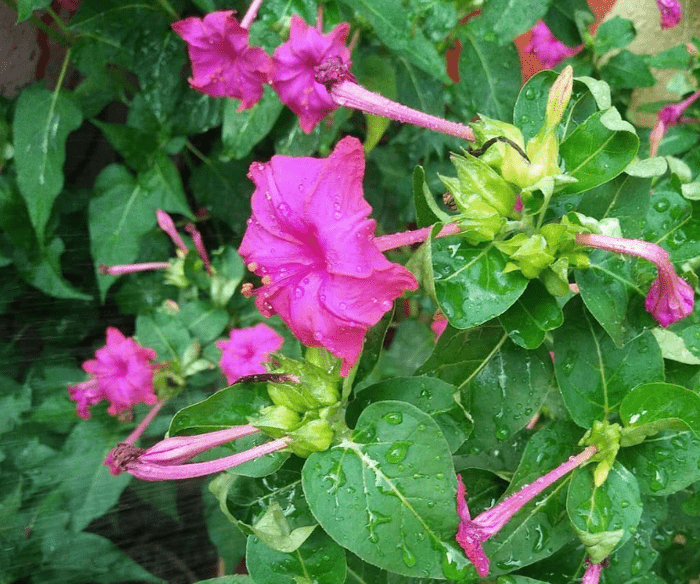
[
  {"left": 582, "top": 558, "right": 605, "bottom": 584},
  {"left": 431, "top": 312, "right": 448, "bottom": 340},
  {"left": 524, "top": 22, "right": 581, "bottom": 69},
  {"left": 270, "top": 15, "right": 352, "bottom": 133},
  {"left": 68, "top": 327, "right": 158, "bottom": 419},
  {"left": 657, "top": 0, "right": 682, "bottom": 29},
  {"left": 649, "top": 90, "right": 700, "bottom": 156},
  {"left": 576, "top": 233, "right": 695, "bottom": 327},
  {"left": 107, "top": 425, "right": 290, "bottom": 480},
  {"left": 215, "top": 323, "right": 284, "bottom": 384},
  {"left": 172, "top": 11, "right": 272, "bottom": 110},
  {"left": 238, "top": 136, "right": 418, "bottom": 376},
  {"left": 455, "top": 446, "right": 597, "bottom": 577}
]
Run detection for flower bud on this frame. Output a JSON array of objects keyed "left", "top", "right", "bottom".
[
  {"left": 267, "top": 355, "right": 341, "bottom": 413},
  {"left": 470, "top": 116, "right": 526, "bottom": 173},
  {"left": 288, "top": 419, "right": 334, "bottom": 457},
  {"left": 252, "top": 405, "right": 302, "bottom": 437},
  {"left": 455, "top": 201, "right": 506, "bottom": 246}
]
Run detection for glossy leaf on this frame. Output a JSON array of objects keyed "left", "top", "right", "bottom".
[
  {"left": 14, "top": 85, "right": 83, "bottom": 242},
  {"left": 566, "top": 462, "right": 642, "bottom": 563},
  {"left": 178, "top": 301, "right": 228, "bottom": 345},
  {"left": 619, "top": 382, "right": 700, "bottom": 446},
  {"left": 247, "top": 530, "right": 346, "bottom": 584},
  {"left": 135, "top": 312, "right": 192, "bottom": 363},
  {"left": 413, "top": 166, "right": 449, "bottom": 228},
  {"left": 303, "top": 401, "right": 467, "bottom": 579},
  {"left": 513, "top": 70, "right": 558, "bottom": 143},
  {"left": 559, "top": 109, "right": 639, "bottom": 195},
  {"left": 643, "top": 190, "right": 700, "bottom": 263},
  {"left": 594, "top": 17, "right": 635, "bottom": 56},
  {"left": 462, "top": 341, "right": 552, "bottom": 449},
  {"left": 347, "top": 377, "right": 472, "bottom": 452},
  {"left": 553, "top": 298, "right": 664, "bottom": 428},
  {"left": 542, "top": 0, "right": 594, "bottom": 47},
  {"left": 499, "top": 279, "right": 564, "bottom": 349},
  {"left": 354, "top": 308, "right": 394, "bottom": 386},
  {"left": 15, "top": 0, "right": 51, "bottom": 21},
  {"left": 432, "top": 237, "right": 528, "bottom": 330},
  {"left": 599, "top": 51, "right": 655, "bottom": 89},
  {"left": 479, "top": 0, "right": 550, "bottom": 44}
]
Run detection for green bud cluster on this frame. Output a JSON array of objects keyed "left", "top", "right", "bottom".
[{"left": 250, "top": 349, "right": 343, "bottom": 457}]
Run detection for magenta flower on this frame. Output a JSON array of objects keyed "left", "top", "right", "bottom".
[
  {"left": 431, "top": 312, "right": 448, "bottom": 341},
  {"left": 107, "top": 425, "right": 290, "bottom": 480},
  {"left": 657, "top": 0, "right": 682, "bottom": 29},
  {"left": 649, "top": 90, "right": 700, "bottom": 156},
  {"left": 576, "top": 233, "right": 695, "bottom": 327},
  {"left": 215, "top": 323, "right": 284, "bottom": 384},
  {"left": 524, "top": 22, "right": 581, "bottom": 69},
  {"left": 172, "top": 11, "right": 272, "bottom": 110},
  {"left": 238, "top": 136, "right": 418, "bottom": 376},
  {"left": 455, "top": 446, "right": 597, "bottom": 577},
  {"left": 270, "top": 15, "right": 352, "bottom": 133},
  {"left": 68, "top": 327, "right": 159, "bottom": 420},
  {"left": 582, "top": 558, "right": 606, "bottom": 584}
]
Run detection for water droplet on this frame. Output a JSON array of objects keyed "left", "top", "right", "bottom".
[
  {"left": 383, "top": 412, "right": 403, "bottom": 425},
  {"left": 334, "top": 211, "right": 343, "bottom": 219},
  {"left": 339, "top": 302, "right": 347, "bottom": 310},
  {"left": 653, "top": 198, "right": 670, "bottom": 213},
  {"left": 401, "top": 543, "right": 417, "bottom": 567},
  {"left": 495, "top": 426, "right": 510, "bottom": 441},
  {"left": 385, "top": 441, "right": 411, "bottom": 464},
  {"left": 294, "top": 287, "right": 304, "bottom": 298},
  {"left": 525, "top": 88, "right": 535, "bottom": 100},
  {"left": 277, "top": 202, "right": 291, "bottom": 216}
]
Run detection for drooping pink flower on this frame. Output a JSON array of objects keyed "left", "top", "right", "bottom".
[
  {"left": 238, "top": 136, "right": 418, "bottom": 376},
  {"left": 656, "top": 0, "right": 682, "bottom": 29},
  {"left": 107, "top": 425, "right": 290, "bottom": 480},
  {"left": 524, "top": 22, "right": 582, "bottom": 69},
  {"left": 215, "top": 323, "right": 284, "bottom": 384},
  {"left": 576, "top": 233, "right": 695, "bottom": 327},
  {"left": 581, "top": 558, "right": 605, "bottom": 584},
  {"left": 172, "top": 11, "right": 272, "bottom": 110},
  {"left": 455, "top": 446, "right": 597, "bottom": 577},
  {"left": 270, "top": 15, "right": 352, "bottom": 133},
  {"left": 69, "top": 327, "right": 159, "bottom": 419},
  {"left": 649, "top": 90, "right": 700, "bottom": 156}
]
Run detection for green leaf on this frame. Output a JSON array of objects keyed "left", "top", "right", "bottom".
[
  {"left": 480, "top": 0, "right": 551, "bottom": 44},
  {"left": 91, "top": 121, "right": 159, "bottom": 173},
  {"left": 353, "top": 309, "right": 393, "bottom": 386},
  {"left": 413, "top": 166, "right": 450, "bottom": 228},
  {"left": 566, "top": 462, "right": 642, "bottom": 562},
  {"left": 574, "top": 250, "right": 651, "bottom": 347},
  {"left": 542, "top": 0, "right": 594, "bottom": 47},
  {"left": 178, "top": 301, "right": 228, "bottom": 345},
  {"left": 559, "top": 109, "right": 639, "bottom": 195},
  {"left": 375, "top": 320, "right": 435, "bottom": 378},
  {"left": 246, "top": 530, "right": 346, "bottom": 584},
  {"left": 336, "top": 0, "right": 449, "bottom": 83},
  {"left": 0, "top": 375, "right": 30, "bottom": 436},
  {"left": 347, "top": 377, "right": 472, "bottom": 452},
  {"left": 416, "top": 321, "right": 506, "bottom": 388},
  {"left": 618, "top": 431, "right": 700, "bottom": 496},
  {"left": 499, "top": 279, "right": 564, "bottom": 349},
  {"left": 303, "top": 401, "right": 468, "bottom": 579},
  {"left": 647, "top": 45, "right": 694, "bottom": 69},
  {"left": 553, "top": 298, "right": 664, "bottom": 428},
  {"left": 456, "top": 22, "right": 521, "bottom": 122},
  {"left": 594, "top": 17, "right": 635, "bottom": 56},
  {"left": 599, "top": 50, "right": 655, "bottom": 89},
  {"left": 513, "top": 70, "right": 559, "bottom": 143},
  {"left": 643, "top": 190, "right": 700, "bottom": 263},
  {"left": 461, "top": 341, "right": 553, "bottom": 449},
  {"left": 14, "top": 85, "right": 82, "bottom": 242},
  {"left": 221, "top": 87, "right": 283, "bottom": 160},
  {"left": 15, "top": 0, "right": 51, "bottom": 21},
  {"left": 431, "top": 237, "right": 528, "bottom": 330},
  {"left": 135, "top": 312, "right": 191, "bottom": 363},
  {"left": 619, "top": 382, "right": 700, "bottom": 446},
  {"left": 203, "top": 480, "right": 246, "bottom": 574},
  {"left": 89, "top": 161, "right": 191, "bottom": 300}
]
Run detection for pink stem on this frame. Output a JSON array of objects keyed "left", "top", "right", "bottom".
[
  {"left": 99, "top": 262, "right": 170, "bottom": 275},
  {"left": 185, "top": 223, "right": 212, "bottom": 274},
  {"left": 575, "top": 233, "right": 667, "bottom": 267},
  {"left": 123, "top": 400, "right": 166, "bottom": 446},
  {"left": 375, "top": 223, "right": 461, "bottom": 252},
  {"left": 240, "top": 0, "right": 264, "bottom": 29}
]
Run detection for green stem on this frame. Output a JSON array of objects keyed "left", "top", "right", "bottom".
[
  {"left": 1, "top": 0, "right": 72, "bottom": 46},
  {"left": 45, "top": 6, "right": 69, "bottom": 36},
  {"left": 155, "top": 0, "right": 179, "bottom": 20},
  {"left": 54, "top": 46, "right": 72, "bottom": 91}
]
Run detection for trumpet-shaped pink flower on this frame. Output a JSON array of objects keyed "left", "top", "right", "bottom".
[
  {"left": 216, "top": 323, "right": 284, "bottom": 384},
  {"left": 582, "top": 558, "right": 605, "bottom": 584},
  {"left": 576, "top": 233, "right": 695, "bottom": 327},
  {"left": 657, "top": 0, "right": 682, "bottom": 29},
  {"left": 239, "top": 136, "right": 418, "bottom": 376},
  {"left": 68, "top": 327, "right": 158, "bottom": 419},
  {"left": 524, "top": 22, "right": 582, "bottom": 69},
  {"left": 172, "top": 11, "right": 272, "bottom": 109},
  {"left": 271, "top": 15, "right": 352, "bottom": 133},
  {"left": 456, "top": 446, "right": 597, "bottom": 577},
  {"left": 649, "top": 90, "right": 700, "bottom": 156}
]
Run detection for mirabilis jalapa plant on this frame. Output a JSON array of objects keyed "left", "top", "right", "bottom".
[{"left": 4, "top": 0, "right": 695, "bottom": 582}]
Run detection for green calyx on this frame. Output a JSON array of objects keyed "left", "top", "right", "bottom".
[
  {"left": 266, "top": 354, "right": 341, "bottom": 413},
  {"left": 580, "top": 420, "right": 622, "bottom": 487}
]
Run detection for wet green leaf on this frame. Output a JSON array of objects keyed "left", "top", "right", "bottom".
[{"left": 594, "top": 17, "right": 635, "bottom": 56}]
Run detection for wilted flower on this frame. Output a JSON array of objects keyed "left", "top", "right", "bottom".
[
  {"left": 172, "top": 11, "right": 272, "bottom": 109},
  {"left": 239, "top": 136, "right": 418, "bottom": 375},
  {"left": 656, "top": 0, "right": 682, "bottom": 29},
  {"left": 649, "top": 89, "right": 700, "bottom": 156},
  {"left": 576, "top": 233, "right": 695, "bottom": 327},
  {"left": 68, "top": 327, "right": 159, "bottom": 419},
  {"left": 524, "top": 22, "right": 581, "bottom": 69},
  {"left": 270, "top": 15, "right": 352, "bottom": 133},
  {"left": 455, "top": 446, "right": 597, "bottom": 577},
  {"left": 216, "top": 323, "right": 284, "bottom": 384}
]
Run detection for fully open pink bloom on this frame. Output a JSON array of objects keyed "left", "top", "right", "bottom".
[
  {"left": 216, "top": 323, "right": 284, "bottom": 384},
  {"left": 270, "top": 15, "right": 352, "bottom": 133},
  {"left": 524, "top": 22, "right": 581, "bottom": 69},
  {"left": 576, "top": 233, "right": 695, "bottom": 327},
  {"left": 239, "top": 136, "right": 418, "bottom": 376},
  {"left": 68, "top": 327, "right": 158, "bottom": 419},
  {"left": 657, "top": 0, "right": 682, "bottom": 29},
  {"left": 172, "top": 11, "right": 272, "bottom": 109}
]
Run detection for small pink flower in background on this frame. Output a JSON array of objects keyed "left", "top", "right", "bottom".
[
  {"left": 576, "top": 233, "right": 695, "bottom": 327},
  {"left": 431, "top": 312, "right": 448, "bottom": 341},
  {"left": 172, "top": 11, "right": 272, "bottom": 110},
  {"left": 656, "top": 0, "right": 682, "bottom": 29},
  {"left": 68, "top": 327, "right": 159, "bottom": 420},
  {"left": 216, "top": 323, "right": 284, "bottom": 384},
  {"left": 56, "top": 0, "right": 80, "bottom": 10},
  {"left": 649, "top": 89, "right": 700, "bottom": 156},
  {"left": 524, "top": 22, "right": 581, "bottom": 69},
  {"left": 271, "top": 15, "right": 352, "bottom": 133},
  {"left": 239, "top": 136, "right": 418, "bottom": 376}
]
